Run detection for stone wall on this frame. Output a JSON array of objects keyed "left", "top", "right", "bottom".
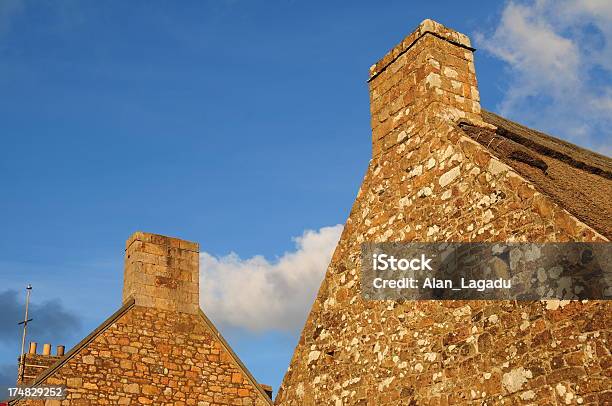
[
  {"left": 18, "top": 352, "right": 63, "bottom": 386},
  {"left": 14, "top": 305, "right": 270, "bottom": 406},
  {"left": 275, "top": 20, "right": 611, "bottom": 405}
]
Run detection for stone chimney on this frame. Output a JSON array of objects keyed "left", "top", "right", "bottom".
[
  {"left": 18, "top": 342, "right": 64, "bottom": 385},
  {"left": 123, "top": 232, "right": 199, "bottom": 314},
  {"left": 368, "top": 19, "right": 484, "bottom": 158}
]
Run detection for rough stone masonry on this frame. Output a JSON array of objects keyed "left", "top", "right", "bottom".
[{"left": 275, "top": 19, "right": 611, "bottom": 405}]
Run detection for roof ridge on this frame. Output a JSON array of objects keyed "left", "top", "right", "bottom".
[{"left": 481, "top": 110, "right": 612, "bottom": 179}]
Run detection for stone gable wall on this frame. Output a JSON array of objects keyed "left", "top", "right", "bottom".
[
  {"left": 275, "top": 20, "right": 611, "bottom": 405},
  {"left": 14, "top": 306, "right": 269, "bottom": 406}
]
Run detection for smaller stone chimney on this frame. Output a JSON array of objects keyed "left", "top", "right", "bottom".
[
  {"left": 28, "top": 342, "right": 37, "bottom": 355},
  {"left": 18, "top": 342, "right": 64, "bottom": 385},
  {"left": 42, "top": 343, "right": 51, "bottom": 356},
  {"left": 123, "top": 232, "right": 200, "bottom": 315}
]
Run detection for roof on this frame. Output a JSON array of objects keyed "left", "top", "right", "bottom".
[{"left": 459, "top": 110, "right": 612, "bottom": 240}]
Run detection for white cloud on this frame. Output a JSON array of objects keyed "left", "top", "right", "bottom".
[
  {"left": 199, "top": 225, "right": 343, "bottom": 332},
  {"left": 477, "top": 0, "right": 612, "bottom": 155}
]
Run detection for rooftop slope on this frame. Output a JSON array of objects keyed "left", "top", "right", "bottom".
[{"left": 461, "top": 110, "right": 612, "bottom": 239}]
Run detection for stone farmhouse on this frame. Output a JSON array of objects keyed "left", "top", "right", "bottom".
[
  {"left": 10, "top": 19, "right": 612, "bottom": 406},
  {"left": 275, "top": 19, "right": 611, "bottom": 405}
]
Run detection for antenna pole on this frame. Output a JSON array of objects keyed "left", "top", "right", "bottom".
[{"left": 18, "top": 284, "right": 33, "bottom": 383}]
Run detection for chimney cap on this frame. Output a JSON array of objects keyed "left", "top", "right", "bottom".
[
  {"left": 125, "top": 231, "right": 199, "bottom": 252},
  {"left": 368, "top": 18, "right": 474, "bottom": 82},
  {"left": 418, "top": 19, "right": 472, "bottom": 48}
]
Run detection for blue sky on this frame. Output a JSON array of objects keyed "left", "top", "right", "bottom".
[{"left": 1, "top": 0, "right": 610, "bottom": 397}]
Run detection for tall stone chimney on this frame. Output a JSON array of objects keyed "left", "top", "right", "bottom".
[
  {"left": 123, "top": 232, "right": 199, "bottom": 314},
  {"left": 368, "top": 19, "right": 485, "bottom": 158}
]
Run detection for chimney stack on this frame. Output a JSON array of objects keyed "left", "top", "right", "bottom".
[
  {"left": 18, "top": 342, "right": 64, "bottom": 385},
  {"left": 123, "top": 232, "right": 200, "bottom": 314},
  {"left": 42, "top": 343, "right": 51, "bottom": 356},
  {"left": 368, "top": 19, "right": 483, "bottom": 157},
  {"left": 28, "top": 342, "right": 37, "bottom": 355}
]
